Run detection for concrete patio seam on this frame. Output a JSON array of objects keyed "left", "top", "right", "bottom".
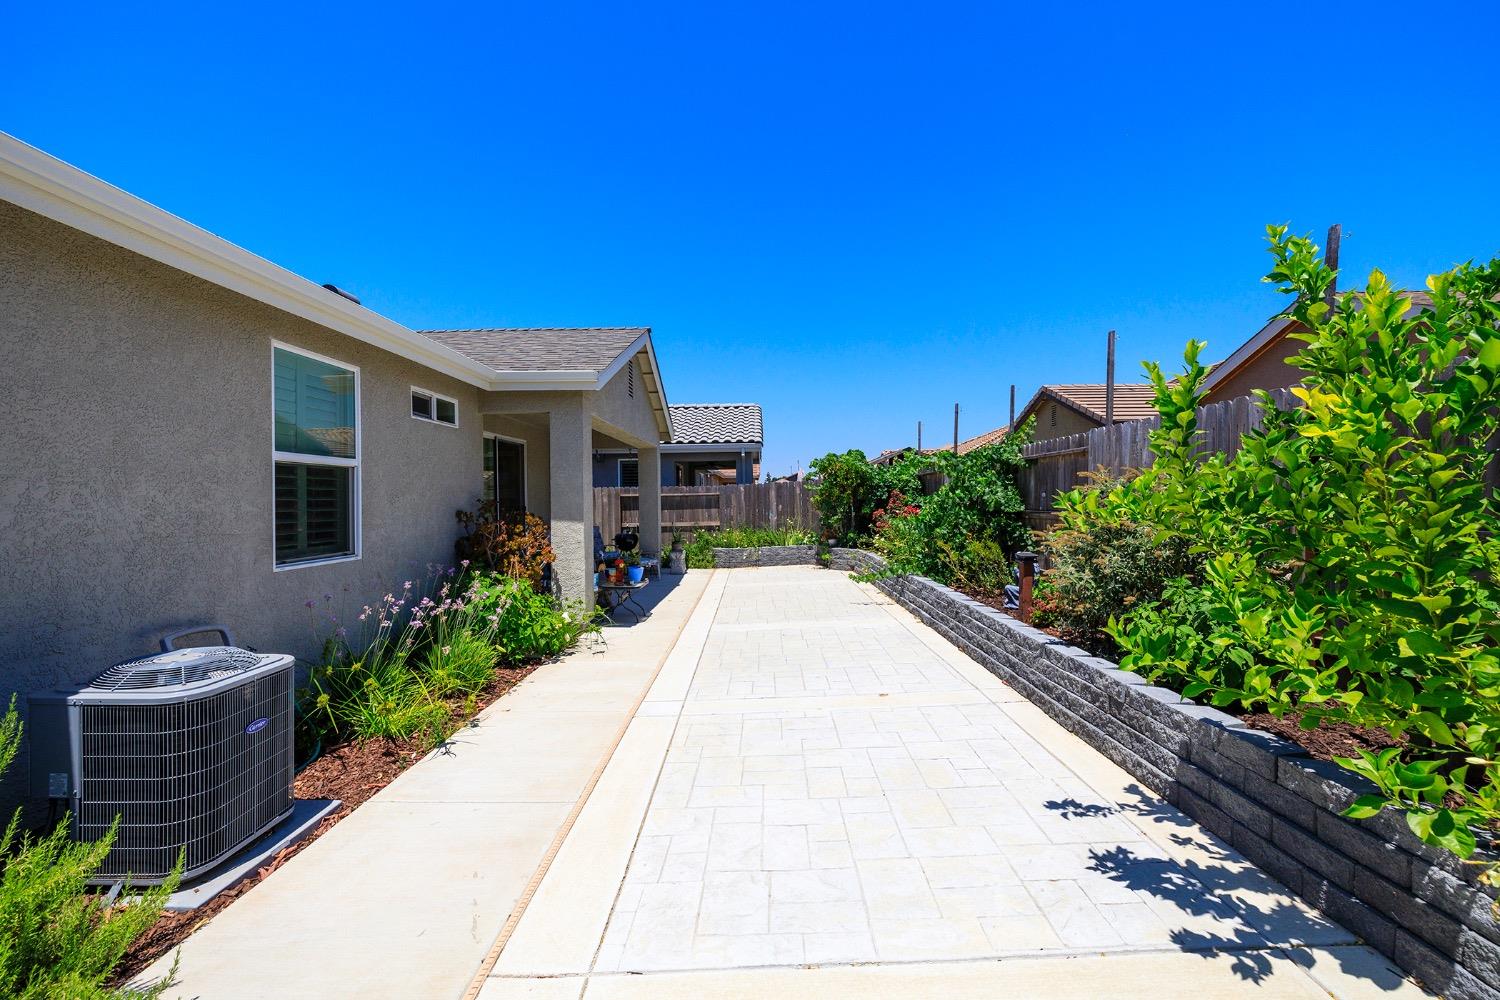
[{"left": 460, "top": 570, "right": 721, "bottom": 1000}]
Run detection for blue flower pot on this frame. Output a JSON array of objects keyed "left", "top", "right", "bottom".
[{"left": 627, "top": 566, "right": 645, "bottom": 584}]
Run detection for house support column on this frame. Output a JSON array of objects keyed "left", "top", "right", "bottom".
[
  {"left": 548, "top": 401, "right": 593, "bottom": 602},
  {"left": 637, "top": 446, "right": 661, "bottom": 556}
]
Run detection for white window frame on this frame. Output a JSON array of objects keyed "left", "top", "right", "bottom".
[
  {"left": 618, "top": 457, "right": 640, "bottom": 488},
  {"left": 484, "top": 432, "right": 528, "bottom": 511},
  {"left": 410, "top": 385, "right": 459, "bottom": 427},
  {"left": 272, "top": 340, "right": 362, "bottom": 571}
]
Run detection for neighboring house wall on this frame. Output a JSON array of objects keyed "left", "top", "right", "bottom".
[
  {"left": 1202, "top": 332, "right": 1305, "bottom": 404},
  {"left": 0, "top": 200, "right": 482, "bottom": 812},
  {"left": 593, "top": 448, "right": 761, "bottom": 486},
  {"left": 1029, "top": 400, "right": 1099, "bottom": 442}
]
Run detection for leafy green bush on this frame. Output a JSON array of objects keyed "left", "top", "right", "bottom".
[
  {"left": 683, "top": 525, "right": 818, "bottom": 568},
  {"left": 0, "top": 700, "right": 177, "bottom": 999},
  {"left": 1033, "top": 477, "right": 1202, "bottom": 652},
  {"left": 869, "top": 434, "right": 1033, "bottom": 583},
  {"left": 475, "top": 576, "right": 601, "bottom": 660},
  {"left": 808, "top": 449, "right": 925, "bottom": 545},
  {"left": 1072, "top": 226, "right": 1500, "bottom": 859}
]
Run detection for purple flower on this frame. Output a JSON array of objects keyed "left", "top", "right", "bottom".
[
  {"left": 304, "top": 599, "right": 317, "bottom": 609},
  {"left": 323, "top": 593, "right": 333, "bottom": 602},
  {"left": 335, "top": 627, "right": 348, "bottom": 638}
]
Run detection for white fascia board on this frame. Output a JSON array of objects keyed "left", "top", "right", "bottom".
[
  {"left": 660, "top": 442, "right": 762, "bottom": 453},
  {"left": 638, "top": 335, "right": 673, "bottom": 441}
]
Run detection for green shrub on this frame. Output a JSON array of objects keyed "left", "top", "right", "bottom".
[
  {"left": 1075, "top": 226, "right": 1500, "bottom": 860},
  {"left": 869, "top": 434, "right": 1033, "bottom": 583},
  {"left": 808, "top": 450, "right": 926, "bottom": 545},
  {"left": 474, "top": 576, "right": 601, "bottom": 661},
  {"left": 0, "top": 699, "right": 178, "bottom": 999},
  {"left": 684, "top": 525, "right": 819, "bottom": 568},
  {"left": 1033, "top": 479, "right": 1202, "bottom": 652}
]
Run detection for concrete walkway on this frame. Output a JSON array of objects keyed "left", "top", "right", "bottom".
[
  {"left": 481, "top": 568, "right": 1427, "bottom": 999},
  {"left": 143, "top": 567, "right": 1428, "bottom": 999},
  {"left": 138, "top": 570, "right": 714, "bottom": 1000}
]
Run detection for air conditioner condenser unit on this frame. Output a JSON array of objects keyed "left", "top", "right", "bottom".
[{"left": 29, "top": 646, "right": 296, "bottom": 885}]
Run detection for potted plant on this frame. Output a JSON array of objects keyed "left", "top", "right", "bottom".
[
  {"left": 613, "top": 557, "right": 626, "bottom": 585},
  {"left": 624, "top": 550, "right": 644, "bottom": 584},
  {"left": 668, "top": 532, "right": 685, "bottom": 573}
]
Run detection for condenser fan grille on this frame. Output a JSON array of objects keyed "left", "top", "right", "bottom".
[
  {"left": 87, "top": 647, "right": 262, "bottom": 692},
  {"left": 77, "top": 668, "right": 294, "bottom": 880}
]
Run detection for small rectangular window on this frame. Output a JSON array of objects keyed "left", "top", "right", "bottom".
[{"left": 411, "top": 387, "right": 458, "bottom": 426}]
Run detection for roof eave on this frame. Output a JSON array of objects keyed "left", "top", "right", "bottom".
[{"left": 0, "top": 131, "right": 501, "bottom": 389}]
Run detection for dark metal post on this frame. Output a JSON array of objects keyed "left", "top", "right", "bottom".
[
  {"left": 1016, "top": 551, "right": 1038, "bottom": 623},
  {"left": 1105, "top": 330, "right": 1116, "bottom": 427}
]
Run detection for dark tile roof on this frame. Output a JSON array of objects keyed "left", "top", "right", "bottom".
[
  {"left": 418, "top": 327, "right": 647, "bottom": 375},
  {"left": 668, "top": 403, "right": 763, "bottom": 445}
]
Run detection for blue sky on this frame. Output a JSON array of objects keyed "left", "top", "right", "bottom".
[{"left": 5, "top": 2, "right": 1497, "bottom": 476}]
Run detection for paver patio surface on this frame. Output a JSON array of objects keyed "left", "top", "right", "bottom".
[{"left": 484, "top": 567, "right": 1428, "bottom": 999}]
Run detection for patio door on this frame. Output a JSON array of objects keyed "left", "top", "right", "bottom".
[{"left": 483, "top": 436, "right": 526, "bottom": 513}]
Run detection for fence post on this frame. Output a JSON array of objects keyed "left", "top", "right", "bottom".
[{"left": 1015, "top": 551, "right": 1038, "bottom": 623}]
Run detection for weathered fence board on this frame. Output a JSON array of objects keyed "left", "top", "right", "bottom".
[
  {"left": 1019, "top": 388, "right": 1299, "bottom": 528},
  {"left": 593, "top": 482, "right": 819, "bottom": 551}
]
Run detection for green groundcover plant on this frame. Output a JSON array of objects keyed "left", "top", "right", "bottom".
[
  {"left": 1060, "top": 226, "right": 1500, "bottom": 862},
  {"left": 0, "top": 700, "right": 178, "bottom": 999},
  {"left": 684, "top": 525, "right": 819, "bottom": 569}
]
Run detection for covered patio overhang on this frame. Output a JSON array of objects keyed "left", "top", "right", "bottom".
[{"left": 478, "top": 369, "right": 668, "bottom": 604}]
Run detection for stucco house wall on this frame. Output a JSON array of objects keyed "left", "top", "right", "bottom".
[
  {"left": 1202, "top": 332, "right": 1305, "bottom": 404},
  {"left": 0, "top": 199, "right": 484, "bottom": 812},
  {"left": 1029, "top": 399, "right": 1099, "bottom": 442}
]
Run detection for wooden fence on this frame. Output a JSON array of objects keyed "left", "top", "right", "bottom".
[
  {"left": 594, "top": 482, "right": 819, "bottom": 551},
  {"left": 1018, "top": 388, "right": 1299, "bottom": 531}
]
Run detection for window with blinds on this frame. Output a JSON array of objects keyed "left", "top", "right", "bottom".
[
  {"left": 272, "top": 344, "right": 358, "bottom": 567},
  {"left": 619, "top": 458, "right": 639, "bottom": 488}
]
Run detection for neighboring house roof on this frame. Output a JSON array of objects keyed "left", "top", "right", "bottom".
[
  {"left": 0, "top": 132, "right": 672, "bottom": 438},
  {"left": 421, "top": 327, "right": 647, "bottom": 377},
  {"left": 1014, "top": 383, "right": 1158, "bottom": 431},
  {"left": 954, "top": 424, "right": 1009, "bottom": 454},
  {"left": 667, "top": 403, "right": 763, "bottom": 445},
  {"left": 1200, "top": 291, "right": 1436, "bottom": 402}
]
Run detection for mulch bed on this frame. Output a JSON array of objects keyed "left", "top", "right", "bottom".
[{"left": 113, "top": 664, "right": 537, "bottom": 985}]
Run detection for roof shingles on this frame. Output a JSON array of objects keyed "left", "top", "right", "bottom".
[
  {"left": 419, "top": 327, "right": 647, "bottom": 375},
  {"left": 668, "top": 404, "right": 762, "bottom": 445}
]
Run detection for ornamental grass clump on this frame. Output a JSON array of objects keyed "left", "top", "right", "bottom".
[{"left": 1065, "top": 226, "right": 1500, "bottom": 861}]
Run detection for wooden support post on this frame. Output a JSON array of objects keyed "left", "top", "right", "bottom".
[
  {"left": 1016, "top": 551, "right": 1038, "bottom": 623},
  {"left": 1325, "top": 223, "right": 1342, "bottom": 308},
  {"left": 1009, "top": 384, "right": 1016, "bottom": 430},
  {"left": 953, "top": 403, "right": 959, "bottom": 453},
  {"left": 917, "top": 420, "right": 922, "bottom": 452},
  {"left": 1105, "top": 330, "right": 1117, "bottom": 427}
]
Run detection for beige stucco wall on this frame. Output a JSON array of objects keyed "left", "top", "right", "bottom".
[
  {"left": 1028, "top": 400, "right": 1100, "bottom": 442},
  {"left": 0, "top": 200, "right": 483, "bottom": 812}
]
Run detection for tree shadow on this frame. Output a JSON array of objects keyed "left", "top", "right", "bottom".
[{"left": 1040, "top": 783, "right": 1413, "bottom": 991}]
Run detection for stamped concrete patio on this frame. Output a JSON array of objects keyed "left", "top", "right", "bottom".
[{"left": 143, "top": 566, "right": 1429, "bottom": 999}]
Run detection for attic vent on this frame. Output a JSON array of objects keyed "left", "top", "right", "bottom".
[
  {"left": 1050, "top": 404, "right": 1057, "bottom": 428},
  {"left": 322, "top": 284, "right": 361, "bottom": 305},
  {"left": 627, "top": 362, "right": 635, "bottom": 398}
]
